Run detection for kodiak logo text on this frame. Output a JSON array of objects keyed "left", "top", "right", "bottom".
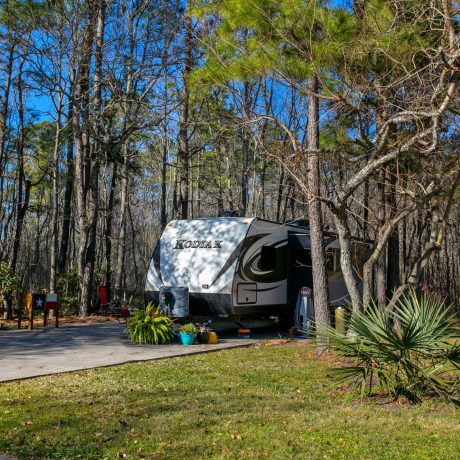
[{"left": 174, "top": 240, "right": 223, "bottom": 249}]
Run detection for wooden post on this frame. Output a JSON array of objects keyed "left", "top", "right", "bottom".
[{"left": 24, "top": 292, "right": 33, "bottom": 331}]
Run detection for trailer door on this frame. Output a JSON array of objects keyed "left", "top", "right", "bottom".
[{"left": 287, "top": 232, "right": 313, "bottom": 305}]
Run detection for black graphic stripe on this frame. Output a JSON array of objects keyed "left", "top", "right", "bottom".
[{"left": 209, "top": 239, "right": 245, "bottom": 288}]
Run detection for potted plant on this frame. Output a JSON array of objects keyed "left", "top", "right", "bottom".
[
  {"left": 180, "top": 323, "right": 198, "bottom": 346},
  {"left": 196, "top": 321, "right": 212, "bottom": 344}
]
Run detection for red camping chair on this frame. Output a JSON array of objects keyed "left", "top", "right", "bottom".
[
  {"left": 98, "top": 286, "right": 131, "bottom": 322},
  {"left": 98, "top": 286, "right": 111, "bottom": 314}
]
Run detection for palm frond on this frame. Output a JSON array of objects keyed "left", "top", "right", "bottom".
[{"left": 318, "top": 290, "right": 460, "bottom": 404}]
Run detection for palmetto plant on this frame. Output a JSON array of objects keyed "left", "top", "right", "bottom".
[
  {"left": 320, "top": 291, "right": 460, "bottom": 403},
  {"left": 125, "top": 303, "right": 175, "bottom": 345}
]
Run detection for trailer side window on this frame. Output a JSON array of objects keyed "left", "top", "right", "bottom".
[
  {"left": 260, "top": 246, "right": 276, "bottom": 270},
  {"left": 291, "top": 249, "right": 312, "bottom": 269}
]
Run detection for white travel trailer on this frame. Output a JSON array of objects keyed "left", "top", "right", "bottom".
[{"left": 144, "top": 217, "right": 371, "bottom": 321}]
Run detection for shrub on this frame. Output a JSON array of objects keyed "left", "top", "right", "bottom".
[
  {"left": 125, "top": 303, "right": 175, "bottom": 345},
  {"left": 58, "top": 293, "right": 80, "bottom": 316},
  {"left": 180, "top": 323, "right": 198, "bottom": 334},
  {"left": 0, "top": 262, "right": 19, "bottom": 303},
  {"left": 56, "top": 267, "right": 79, "bottom": 294},
  {"left": 321, "top": 290, "right": 460, "bottom": 404}
]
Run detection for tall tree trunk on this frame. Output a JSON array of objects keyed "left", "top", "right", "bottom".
[
  {"left": 362, "top": 154, "right": 370, "bottom": 239},
  {"left": 197, "top": 154, "right": 202, "bottom": 217},
  {"left": 386, "top": 169, "right": 399, "bottom": 299},
  {"left": 178, "top": 12, "right": 192, "bottom": 220},
  {"left": 58, "top": 86, "right": 75, "bottom": 273},
  {"left": 260, "top": 158, "right": 267, "bottom": 219},
  {"left": 276, "top": 164, "right": 285, "bottom": 223},
  {"left": 332, "top": 209, "right": 362, "bottom": 312},
  {"left": 306, "top": 75, "right": 331, "bottom": 343},
  {"left": 376, "top": 168, "right": 387, "bottom": 307},
  {"left": 240, "top": 81, "right": 250, "bottom": 217},
  {"left": 216, "top": 143, "right": 224, "bottom": 215},
  {"left": 10, "top": 58, "right": 29, "bottom": 273},
  {"left": 105, "top": 162, "right": 117, "bottom": 302},
  {"left": 8, "top": 59, "right": 30, "bottom": 319},
  {"left": 190, "top": 154, "right": 194, "bottom": 217},
  {"left": 49, "top": 93, "right": 63, "bottom": 294},
  {"left": 160, "top": 65, "right": 168, "bottom": 230},
  {"left": 115, "top": 153, "right": 128, "bottom": 299},
  {"left": 0, "top": 45, "right": 15, "bottom": 213},
  {"left": 225, "top": 147, "right": 235, "bottom": 210},
  {"left": 74, "top": 1, "right": 100, "bottom": 316}
]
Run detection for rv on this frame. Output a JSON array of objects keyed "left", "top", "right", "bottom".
[{"left": 144, "top": 217, "right": 371, "bottom": 322}]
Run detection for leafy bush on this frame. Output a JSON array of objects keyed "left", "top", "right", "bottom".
[
  {"left": 181, "top": 323, "right": 198, "bottom": 334},
  {"left": 125, "top": 303, "right": 175, "bottom": 345},
  {"left": 56, "top": 266, "right": 79, "bottom": 295},
  {"left": 321, "top": 291, "right": 460, "bottom": 404},
  {"left": 0, "top": 262, "right": 19, "bottom": 303},
  {"left": 58, "top": 293, "right": 80, "bottom": 316},
  {"left": 56, "top": 267, "right": 80, "bottom": 315}
]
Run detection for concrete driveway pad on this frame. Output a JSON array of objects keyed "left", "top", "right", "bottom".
[{"left": 0, "top": 323, "right": 258, "bottom": 382}]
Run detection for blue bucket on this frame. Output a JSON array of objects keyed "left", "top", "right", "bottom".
[{"left": 180, "top": 332, "right": 196, "bottom": 346}]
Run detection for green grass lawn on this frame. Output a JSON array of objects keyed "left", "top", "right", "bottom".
[{"left": 0, "top": 342, "right": 459, "bottom": 459}]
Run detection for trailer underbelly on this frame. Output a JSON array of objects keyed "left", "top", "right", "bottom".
[{"left": 145, "top": 290, "right": 290, "bottom": 317}]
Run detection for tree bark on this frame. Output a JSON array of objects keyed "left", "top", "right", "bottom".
[
  {"left": 8, "top": 58, "right": 30, "bottom": 319},
  {"left": 276, "top": 165, "right": 285, "bottom": 223},
  {"left": 74, "top": 1, "right": 100, "bottom": 316},
  {"left": 10, "top": 58, "right": 29, "bottom": 273},
  {"left": 0, "top": 44, "right": 15, "bottom": 213},
  {"left": 306, "top": 75, "right": 331, "bottom": 343},
  {"left": 240, "top": 81, "right": 250, "bottom": 217},
  {"left": 331, "top": 208, "right": 362, "bottom": 312},
  {"left": 178, "top": 12, "right": 192, "bottom": 220},
  {"left": 160, "top": 64, "right": 168, "bottom": 230},
  {"left": 49, "top": 93, "right": 63, "bottom": 294},
  {"left": 58, "top": 84, "right": 75, "bottom": 273},
  {"left": 104, "top": 162, "right": 117, "bottom": 302},
  {"left": 114, "top": 153, "right": 128, "bottom": 299},
  {"left": 386, "top": 170, "right": 400, "bottom": 299},
  {"left": 375, "top": 168, "right": 387, "bottom": 307}
]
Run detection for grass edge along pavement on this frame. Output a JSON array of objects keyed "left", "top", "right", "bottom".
[{"left": 0, "top": 342, "right": 459, "bottom": 460}]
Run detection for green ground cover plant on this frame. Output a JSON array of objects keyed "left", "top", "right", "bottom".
[
  {"left": 0, "top": 343, "right": 459, "bottom": 459},
  {"left": 321, "top": 291, "right": 460, "bottom": 404},
  {"left": 125, "top": 304, "right": 175, "bottom": 345}
]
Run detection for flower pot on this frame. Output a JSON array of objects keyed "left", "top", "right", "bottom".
[
  {"left": 197, "top": 331, "right": 209, "bottom": 344},
  {"left": 180, "top": 332, "right": 196, "bottom": 346},
  {"left": 207, "top": 331, "right": 218, "bottom": 344}
]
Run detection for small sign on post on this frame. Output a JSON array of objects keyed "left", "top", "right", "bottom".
[
  {"left": 24, "top": 292, "right": 57, "bottom": 330},
  {"left": 26, "top": 293, "right": 46, "bottom": 330},
  {"left": 44, "top": 294, "right": 59, "bottom": 328},
  {"left": 33, "top": 293, "right": 46, "bottom": 311}
]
